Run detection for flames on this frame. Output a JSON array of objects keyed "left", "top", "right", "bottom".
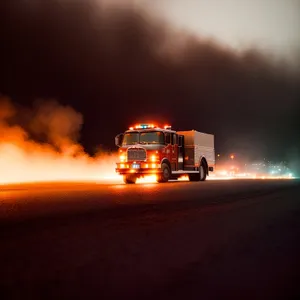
[
  {"left": 136, "top": 175, "right": 158, "bottom": 184},
  {"left": 178, "top": 175, "right": 189, "bottom": 181}
]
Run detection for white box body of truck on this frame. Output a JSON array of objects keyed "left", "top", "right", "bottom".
[{"left": 177, "top": 130, "right": 215, "bottom": 169}]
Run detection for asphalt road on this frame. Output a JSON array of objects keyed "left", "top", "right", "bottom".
[{"left": 1, "top": 179, "right": 300, "bottom": 300}]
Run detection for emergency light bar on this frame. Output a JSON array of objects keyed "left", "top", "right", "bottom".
[
  {"left": 129, "top": 124, "right": 156, "bottom": 130},
  {"left": 128, "top": 124, "right": 172, "bottom": 130}
]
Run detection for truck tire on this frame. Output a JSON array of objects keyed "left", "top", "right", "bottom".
[
  {"left": 199, "top": 163, "right": 207, "bottom": 181},
  {"left": 123, "top": 174, "right": 137, "bottom": 184},
  {"left": 189, "top": 161, "right": 207, "bottom": 182},
  {"left": 157, "top": 163, "right": 171, "bottom": 183}
]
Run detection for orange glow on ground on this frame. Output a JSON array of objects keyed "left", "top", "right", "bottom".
[
  {"left": 208, "top": 176, "right": 235, "bottom": 180},
  {"left": 208, "top": 173, "right": 294, "bottom": 180}
]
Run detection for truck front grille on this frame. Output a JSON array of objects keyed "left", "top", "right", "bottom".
[{"left": 127, "top": 147, "right": 146, "bottom": 162}]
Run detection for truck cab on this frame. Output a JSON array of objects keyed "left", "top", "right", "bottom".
[{"left": 115, "top": 124, "right": 215, "bottom": 184}]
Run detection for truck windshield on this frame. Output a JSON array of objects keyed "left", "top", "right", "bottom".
[
  {"left": 122, "top": 132, "right": 139, "bottom": 145},
  {"left": 122, "top": 131, "right": 165, "bottom": 145},
  {"left": 140, "top": 131, "right": 165, "bottom": 144}
]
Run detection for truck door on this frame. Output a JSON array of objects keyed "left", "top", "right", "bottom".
[
  {"left": 171, "top": 133, "right": 178, "bottom": 171},
  {"left": 178, "top": 135, "right": 184, "bottom": 170}
]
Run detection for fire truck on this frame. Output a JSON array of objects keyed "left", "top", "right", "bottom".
[{"left": 115, "top": 124, "right": 215, "bottom": 184}]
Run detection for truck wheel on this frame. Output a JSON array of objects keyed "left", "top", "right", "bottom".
[
  {"left": 199, "top": 163, "right": 207, "bottom": 181},
  {"left": 123, "top": 174, "right": 137, "bottom": 184},
  {"left": 189, "top": 162, "right": 207, "bottom": 182},
  {"left": 157, "top": 163, "right": 170, "bottom": 183}
]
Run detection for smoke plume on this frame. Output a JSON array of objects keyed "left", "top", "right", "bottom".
[{"left": 29, "top": 99, "right": 83, "bottom": 153}]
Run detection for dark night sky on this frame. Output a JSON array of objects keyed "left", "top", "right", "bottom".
[{"left": 0, "top": 0, "right": 299, "bottom": 161}]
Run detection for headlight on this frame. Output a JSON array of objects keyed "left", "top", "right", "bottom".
[
  {"left": 151, "top": 155, "right": 158, "bottom": 162},
  {"left": 119, "top": 155, "right": 126, "bottom": 162}
]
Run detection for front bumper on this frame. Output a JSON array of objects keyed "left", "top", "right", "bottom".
[{"left": 116, "top": 163, "right": 162, "bottom": 175}]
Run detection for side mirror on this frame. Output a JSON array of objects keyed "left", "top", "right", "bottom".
[{"left": 115, "top": 133, "right": 124, "bottom": 147}]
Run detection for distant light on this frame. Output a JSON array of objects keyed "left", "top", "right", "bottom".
[{"left": 230, "top": 155, "right": 235, "bottom": 159}]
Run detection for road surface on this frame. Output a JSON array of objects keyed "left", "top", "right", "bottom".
[{"left": 1, "top": 179, "right": 300, "bottom": 299}]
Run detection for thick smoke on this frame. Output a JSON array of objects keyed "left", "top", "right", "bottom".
[
  {"left": 0, "top": 96, "right": 83, "bottom": 153},
  {"left": 0, "top": 96, "right": 119, "bottom": 184},
  {"left": 30, "top": 99, "right": 84, "bottom": 153},
  {"left": 0, "top": 0, "right": 299, "bottom": 174}
]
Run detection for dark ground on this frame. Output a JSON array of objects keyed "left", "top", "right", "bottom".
[{"left": 0, "top": 179, "right": 300, "bottom": 300}]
